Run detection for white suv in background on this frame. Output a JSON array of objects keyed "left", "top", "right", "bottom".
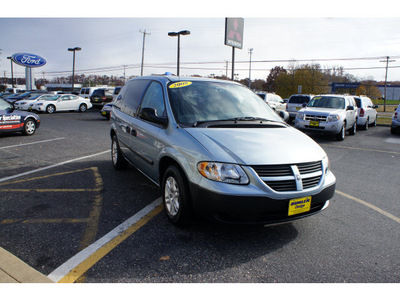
[
  {"left": 287, "top": 94, "right": 314, "bottom": 122},
  {"left": 353, "top": 95, "right": 378, "bottom": 130},
  {"left": 295, "top": 94, "right": 357, "bottom": 141}
]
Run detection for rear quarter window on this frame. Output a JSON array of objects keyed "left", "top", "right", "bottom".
[{"left": 121, "top": 79, "right": 151, "bottom": 116}]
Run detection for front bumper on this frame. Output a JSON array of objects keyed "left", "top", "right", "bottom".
[
  {"left": 295, "top": 118, "right": 343, "bottom": 134},
  {"left": 391, "top": 118, "right": 400, "bottom": 129},
  {"left": 189, "top": 181, "right": 336, "bottom": 224}
]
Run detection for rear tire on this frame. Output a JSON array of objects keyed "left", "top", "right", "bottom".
[
  {"left": 349, "top": 122, "right": 356, "bottom": 135},
  {"left": 79, "top": 103, "right": 87, "bottom": 112},
  {"left": 46, "top": 105, "right": 55, "bottom": 114},
  {"left": 111, "top": 135, "right": 128, "bottom": 170}
]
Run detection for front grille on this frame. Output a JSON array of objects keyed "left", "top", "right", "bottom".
[
  {"left": 305, "top": 114, "right": 327, "bottom": 122},
  {"left": 251, "top": 161, "right": 322, "bottom": 192}
]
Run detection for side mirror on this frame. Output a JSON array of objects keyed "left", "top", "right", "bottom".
[
  {"left": 302, "top": 103, "right": 307, "bottom": 107},
  {"left": 373, "top": 105, "right": 379, "bottom": 109},
  {"left": 347, "top": 105, "right": 354, "bottom": 111},
  {"left": 139, "top": 107, "right": 168, "bottom": 126},
  {"left": 276, "top": 109, "right": 290, "bottom": 122}
]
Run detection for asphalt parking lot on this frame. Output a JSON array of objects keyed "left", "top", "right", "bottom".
[{"left": 0, "top": 109, "right": 399, "bottom": 284}]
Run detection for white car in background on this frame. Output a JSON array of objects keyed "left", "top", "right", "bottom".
[
  {"left": 353, "top": 95, "right": 378, "bottom": 130},
  {"left": 31, "top": 94, "right": 92, "bottom": 114},
  {"left": 14, "top": 94, "right": 54, "bottom": 111},
  {"left": 256, "top": 92, "right": 286, "bottom": 110}
]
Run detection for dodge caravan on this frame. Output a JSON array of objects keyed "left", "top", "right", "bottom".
[{"left": 110, "top": 76, "right": 336, "bottom": 226}]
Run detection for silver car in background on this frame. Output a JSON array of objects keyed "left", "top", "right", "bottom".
[
  {"left": 110, "top": 76, "right": 336, "bottom": 226},
  {"left": 286, "top": 94, "right": 314, "bottom": 122},
  {"left": 295, "top": 94, "right": 357, "bottom": 141}
]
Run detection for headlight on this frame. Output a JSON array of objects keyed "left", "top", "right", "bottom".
[
  {"left": 197, "top": 162, "right": 249, "bottom": 184},
  {"left": 323, "top": 156, "right": 330, "bottom": 174},
  {"left": 328, "top": 115, "right": 340, "bottom": 122},
  {"left": 297, "top": 112, "right": 305, "bottom": 120}
]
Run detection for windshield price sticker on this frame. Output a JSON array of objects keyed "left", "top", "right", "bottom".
[
  {"left": 288, "top": 196, "right": 311, "bottom": 216},
  {"left": 169, "top": 81, "right": 192, "bottom": 89}
]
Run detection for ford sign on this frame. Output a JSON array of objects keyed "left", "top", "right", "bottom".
[{"left": 11, "top": 53, "right": 47, "bottom": 68}]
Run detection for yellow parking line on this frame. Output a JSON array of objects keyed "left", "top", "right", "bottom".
[
  {"left": 0, "top": 167, "right": 101, "bottom": 187},
  {"left": 57, "top": 203, "right": 163, "bottom": 283},
  {"left": 325, "top": 144, "right": 400, "bottom": 155},
  {"left": 337, "top": 190, "right": 400, "bottom": 224},
  {"left": 0, "top": 188, "right": 101, "bottom": 192}
]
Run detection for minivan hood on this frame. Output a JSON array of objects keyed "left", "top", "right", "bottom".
[{"left": 184, "top": 126, "right": 326, "bottom": 165}]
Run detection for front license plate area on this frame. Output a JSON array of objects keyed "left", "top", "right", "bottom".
[
  {"left": 288, "top": 197, "right": 311, "bottom": 216},
  {"left": 309, "top": 120, "right": 319, "bottom": 127}
]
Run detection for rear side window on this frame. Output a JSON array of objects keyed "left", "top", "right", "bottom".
[
  {"left": 121, "top": 79, "right": 151, "bottom": 116},
  {"left": 289, "top": 96, "right": 310, "bottom": 104},
  {"left": 92, "top": 90, "right": 105, "bottom": 97}
]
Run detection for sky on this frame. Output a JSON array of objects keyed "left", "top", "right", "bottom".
[{"left": 1, "top": 1, "right": 400, "bottom": 85}]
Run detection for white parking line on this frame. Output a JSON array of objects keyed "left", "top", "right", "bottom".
[
  {"left": 47, "top": 197, "right": 163, "bottom": 283},
  {"left": 0, "top": 150, "right": 110, "bottom": 184},
  {"left": 0, "top": 137, "right": 65, "bottom": 150}
]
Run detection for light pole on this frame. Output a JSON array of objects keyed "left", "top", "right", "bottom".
[
  {"left": 248, "top": 48, "right": 253, "bottom": 89},
  {"left": 168, "top": 30, "right": 190, "bottom": 76},
  {"left": 7, "top": 56, "right": 14, "bottom": 89},
  {"left": 68, "top": 47, "right": 81, "bottom": 93}
]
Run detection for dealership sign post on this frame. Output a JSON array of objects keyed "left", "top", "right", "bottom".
[
  {"left": 11, "top": 53, "right": 47, "bottom": 90},
  {"left": 225, "top": 18, "right": 244, "bottom": 81}
]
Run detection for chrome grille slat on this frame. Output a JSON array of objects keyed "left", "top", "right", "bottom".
[
  {"left": 250, "top": 161, "right": 323, "bottom": 192},
  {"left": 305, "top": 115, "right": 327, "bottom": 122}
]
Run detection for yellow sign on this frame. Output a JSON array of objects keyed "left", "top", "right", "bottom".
[
  {"left": 169, "top": 81, "right": 192, "bottom": 89},
  {"left": 288, "top": 196, "right": 311, "bottom": 216}
]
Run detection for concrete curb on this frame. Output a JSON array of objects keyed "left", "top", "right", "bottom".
[{"left": 0, "top": 247, "right": 54, "bottom": 283}]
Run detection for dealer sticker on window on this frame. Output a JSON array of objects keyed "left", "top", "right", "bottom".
[
  {"left": 288, "top": 196, "right": 311, "bottom": 216},
  {"left": 169, "top": 81, "right": 192, "bottom": 89}
]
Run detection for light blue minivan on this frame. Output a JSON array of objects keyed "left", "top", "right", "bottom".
[{"left": 110, "top": 76, "right": 336, "bottom": 226}]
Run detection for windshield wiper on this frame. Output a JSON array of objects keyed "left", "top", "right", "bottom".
[{"left": 192, "top": 117, "right": 281, "bottom": 127}]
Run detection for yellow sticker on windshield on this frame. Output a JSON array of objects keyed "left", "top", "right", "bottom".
[{"left": 169, "top": 81, "right": 192, "bottom": 89}]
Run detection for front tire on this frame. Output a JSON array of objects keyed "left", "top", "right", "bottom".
[
  {"left": 336, "top": 124, "right": 345, "bottom": 141},
  {"left": 22, "top": 119, "right": 36, "bottom": 135},
  {"left": 162, "top": 165, "right": 191, "bottom": 226}
]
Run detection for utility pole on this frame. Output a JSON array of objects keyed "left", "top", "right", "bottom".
[
  {"left": 140, "top": 29, "right": 151, "bottom": 76},
  {"left": 122, "top": 65, "right": 127, "bottom": 83},
  {"left": 380, "top": 56, "right": 395, "bottom": 112}
]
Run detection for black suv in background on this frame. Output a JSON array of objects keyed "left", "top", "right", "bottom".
[{"left": 90, "top": 88, "right": 114, "bottom": 107}]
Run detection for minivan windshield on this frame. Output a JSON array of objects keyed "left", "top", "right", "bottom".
[
  {"left": 167, "top": 81, "right": 283, "bottom": 126},
  {"left": 307, "top": 96, "right": 345, "bottom": 109}
]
